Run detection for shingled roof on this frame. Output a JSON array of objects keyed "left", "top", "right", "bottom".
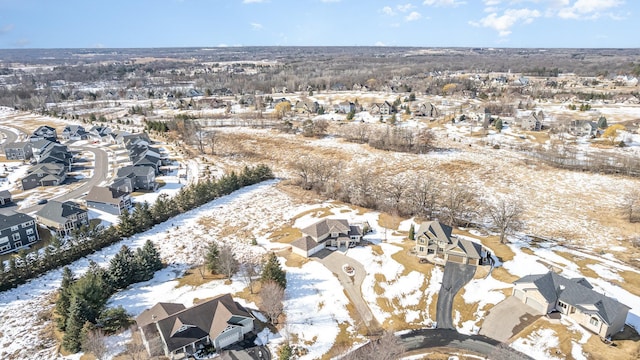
[
  {"left": 514, "top": 272, "right": 630, "bottom": 325},
  {"left": 301, "top": 219, "right": 350, "bottom": 240}
]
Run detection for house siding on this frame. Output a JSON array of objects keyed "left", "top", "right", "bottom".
[
  {"left": 86, "top": 200, "right": 123, "bottom": 215},
  {"left": 0, "top": 217, "right": 39, "bottom": 255}
]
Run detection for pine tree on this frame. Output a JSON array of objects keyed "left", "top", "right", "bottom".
[
  {"left": 108, "top": 245, "right": 135, "bottom": 290},
  {"left": 132, "top": 202, "right": 153, "bottom": 231},
  {"left": 408, "top": 224, "right": 415, "bottom": 241},
  {"left": 63, "top": 295, "right": 85, "bottom": 353},
  {"left": 204, "top": 242, "right": 220, "bottom": 274},
  {"left": 117, "top": 209, "right": 137, "bottom": 238},
  {"left": 261, "top": 253, "right": 286, "bottom": 289},
  {"left": 72, "top": 262, "right": 110, "bottom": 323},
  {"left": 134, "top": 240, "right": 163, "bottom": 282},
  {"left": 56, "top": 267, "right": 75, "bottom": 330}
]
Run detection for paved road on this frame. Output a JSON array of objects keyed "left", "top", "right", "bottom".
[
  {"left": 399, "top": 328, "right": 534, "bottom": 359},
  {"left": 312, "top": 249, "right": 381, "bottom": 332},
  {"left": 0, "top": 126, "right": 19, "bottom": 147},
  {"left": 436, "top": 262, "right": 477, "bottom": 329}
]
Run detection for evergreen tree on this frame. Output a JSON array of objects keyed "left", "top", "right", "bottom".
[
  {"left": 133, "top": 240, "right": 163, "bottom": 282},
  {"left": 97, "top": 306, "right": 131, "bottom": 334},
  {"left": 72, "top": 262, "right": 110, "bottom": 323},
  {"left": 261, "top": 253, "right": 286, "bottom": 289},
  {"left": 408, "top": 224, "right": 415, "bottom": 241},
  {"left": 494, "top": 118, "right": 503, "bottom": 132},
  {"left": 63, "top": 296, "right": 85, "bottom": 353},
  {"left": 117, "top": 209, "right": 137, "bottom": 238},
  {"left": 132, "top": 202, "right": 153, "bottom": 231},
  {"left": 204, "top": 242, "right": 220, "bottom": 274},
  {"left": 56, "top": 267, "right": 75, "bottom": 331},
  {"left": 108, "top": 245, "right": 135, "bottom": 290}
]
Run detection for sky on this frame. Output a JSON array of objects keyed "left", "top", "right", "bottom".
[{"left": 0, "top": 0, "right": 637, "bottom": 49}]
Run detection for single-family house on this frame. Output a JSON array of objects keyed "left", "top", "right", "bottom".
[
  {"left": 0, "top": 211, "right": 39, "bottom": 254},
  {"left": 85, "top": 186, "right": 132, "bottom": 215},
  {"left": 29, "top": 125, "right": 58, "bottom": 143},
  {"left": 336, "top": 101, "right": 356, "bottom": 114},
  {"left": 35, "top": 200, "right": 88, "bottom": 236},
  {"left": 379, "top": 101, "right": 395, "bottom": 115},
  {"left": 61, "top": 125, "right": 88, "bottom": 141},
  {"left": 116, "top": 165, "right": 157, "bottom": 191},
  {"left": 109, "top": 177, "right": 134, "bottom": 194},
  {"left": 513, "top": 272, "right": 630, "bottom": 338},
  {"left": 88, "top": 126, "right": 113, "bottom": 143},
  {"left": 3, "top": 141, "right": 33, "bottom": 160},
  {"left": 518, "top": 112, "right": 543, "bottom": 131},
  {"left": 0, "top": 190, "right": 11, "bottom": 206},
  {"left": 136, "top": 293, "right": 254, "bottom": 359},
  {"left": 290, "top": 218, "right": 363, "bottom": 258},
  {"left": 569, "top": 120, "right": 598, "bottom": 137},
  {"left": 21, "top": 163, "right": 67, "bottom": 190},
  {"left": 413, "top": 103, "right": 439, "bottom": 118},
  {"left": 414, "top": 221, "right": 487, "bottom": 266}
]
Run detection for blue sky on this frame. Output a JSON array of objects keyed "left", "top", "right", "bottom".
[{"left": 0, "top": 0, "right": 636, "bottom": 49}]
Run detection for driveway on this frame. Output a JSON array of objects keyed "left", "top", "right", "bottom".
[
  {"left": 436, "top": 262, "right": 476, "bottom": 329},
  {"left": 312, "top": 249, "right": 380, "bottom": 332},
  {"left": 479, "top": 296, "right": 542, "bottom": 342}
]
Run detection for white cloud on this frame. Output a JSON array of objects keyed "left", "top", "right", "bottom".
[
  {"left": 375, "top": 41, "right": 387, "bottom": 46},
  {"left": 423, "top": 0, "right": 466, "bottom": 6},
  {"left": 470, "top": 8, "right": 541, "bottom": 36},
  {"left": 397, "top": 3, "right": 415, "bottom": 12},
  {"left": 250, "top": 22, "right": 263, "bottom": 30},
  {"left": 405, "top": 11, "right": 423, "bottom": 21},
  {"left": 243, "top": 0, "right": 266, "bottom": 3},
  {"left": 382, "top": 6, "right": 396, "bottom": 16},
  {"left": 483, "top": 0, "right": 502, "bottom": 5},
  {"left": 556, "top": 0, "right": 624, "bottom": 19},
  {"left": 0, "top": 24, "right": 14, "bottom": 35},
  {"left": 320, "top": 0, "right": 341, "bottom": 2}
]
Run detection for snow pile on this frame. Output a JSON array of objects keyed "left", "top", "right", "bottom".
[{"left": 511, "top": 328, "right": 562, "bottom": 360}]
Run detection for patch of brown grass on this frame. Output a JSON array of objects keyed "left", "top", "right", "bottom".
[
  {"left": 291, "top": 207, "right": 335, "bottom": 222},
  {"left": 455, "top": 229, "right": 515, "bottom": 262},
  {"left": 175, "top": 266, "right": 225, "bottom": 288},
  {"left": 390, "top": 241, "right": 434, "bottom": 277},
  {"left": 583, "top": 325, "right": 640, "bottom": 360},
  {"left": 370, "top": 244, "right": 384, "bottom": 256},
  {"left": 268, "top": 226, "right": 303, "bottom": 244},
  {"left": 282, "top": 250, "right": 309, "bottom": 268},
  {"left": 378, "top": 213, "right": 405, "bottom": 230},
  {"left": 523, "top": 131, "right": 551, "bottom": 144},
  {"left": 553, "top": 251, "right": 599, "bottom": 278},
  {"left": 452, "top": 289, "right": 480, "bottom": 327},
  {"left": 514, "top": 318, "right": 574, "bottom": 359},
  {"left": 614, "top": 270, "right": 640, "bottom": 297},
  {"left": 320, "top": 322, "right": 359, "bottom": 360}
]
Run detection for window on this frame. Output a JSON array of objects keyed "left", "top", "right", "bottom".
[
  {"left": 10, "top": 225, "right": 18, "bottom": 232},
  {"left": 0, "top": 243, "right": 10, "bottom": 252},
  {"left": 26, "top": 228, "right": 34, "bottom": 235},
  {"left": 418, "top": 246, "right": 425, "bottom": 252},
  {"left": 28, "top": 236, "right": 37, "bottom": 242},
  {"left": 14, "top": 241, "right": 22, "bottom": 248},
  {"left": 12, "top": 233, "right": 21, "bottom": 241},
  {"left": 590, "top": 317, "right": 599, "bottom": 327},
  {"left": 22, "top": 221, "right": 34, "bottom": 228},
  {"left": 558, "top": 301, "right": 568, "bottom": 310}
]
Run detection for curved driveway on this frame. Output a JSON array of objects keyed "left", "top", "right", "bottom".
[
  {"left": 436, "top": 262, "right": 476, "bottom": 329},
  {"left": 312, "top": 249, "right": 381, "bottom": 332}
]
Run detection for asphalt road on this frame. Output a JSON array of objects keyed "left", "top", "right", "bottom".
[
  {"left": 399, "top": 328, "right": 534, "bottom": 359},
  {"left": 436, "top": 262, "right": 477, "bottom": 329},
  {"left": 0, "top": 126, "right": 19, "bottom": 147}
]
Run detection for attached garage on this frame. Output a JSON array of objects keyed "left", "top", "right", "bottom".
[
  {"left": 215, "top": 329, "right": 242, "bottom": 349},
  {"left": 524, "top": 296, "right": 547, "bottom": 314},
  {"left": 513, "top": 288, "right": 525, "bottom": 300},
  {"left": 447, "top": 254, "right": 467, "bottom": 264}
]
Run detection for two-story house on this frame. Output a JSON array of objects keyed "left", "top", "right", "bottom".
[
  {"left": 85, "top": 185, "right": 132, "bottom": 215},
  {"left": 29, "top": 125, "right": 58, "bottom": 143},
  {"left": 0, "top": 211, "right": 39, "bottom": 254},
  {"left": 35, "top": 200, "right": 88, "bottom": 236},
  {"left": 291, "top": 218, "right": 363, "bottom": 257},
  {"left": 3, "top": 141, "right": 33, "bottom": 160},
  {"left": 415, "top": 221, "right": 487, "bottom": 266}
]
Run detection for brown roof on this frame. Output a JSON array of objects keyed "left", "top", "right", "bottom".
[
  {"left": 291, "top": 235, "right": 319, "bottom": 251},
  {"left": 136, "top": 302, "right": 186, "bottom": 328},
  {"left": 143, "top": 293, "right": 253, "bottom": 353}
]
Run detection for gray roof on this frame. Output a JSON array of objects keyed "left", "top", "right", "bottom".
[
  {"left": 514, "top": 272, "right": 631, "bottom": 325},
  {"left": 117, "top": 165, "right": 154, "bottom": 178},
  {"left": 35, "top": 200, "right": 86, "bottom": 225},
  {"left": 140, "top": 293, "right": 252, "bottom": 353},
  {"left": 4, "top": 141, "right": 30, "bottom": 150},
  {"left": 452, "top": 238, "right": 483, "bottom": 259},
  {"left": 0, "top": 190, "right": 11, "bottom": 199},
  {"left": 0, "top": 211, "right": 35, "bottom": 230},
  {"left": 136, "top": 302, "right": 186, "bottom": 328},
  {"left": 416, "top": 221, "right": 453, "bottom": 242},
  {"left": 85, "top": 186, "right": 128, "bottom": 205},
  {"left": 301, "top": 219, "right": 350, "bottom": 240}
]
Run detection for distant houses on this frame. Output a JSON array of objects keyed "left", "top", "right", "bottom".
[{"left": 290, "top": 218, "right": 364, "bottom": 258}]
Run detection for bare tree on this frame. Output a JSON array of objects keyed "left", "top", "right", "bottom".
[
  {"left": 621, "top": 190, "right": 640, "bottom": 223},
  {"left": 81, "top": 329, "right": 107, "bottom": 360},
  {"left": 486, "top": 198, "right": 525, "bottom": 244},
  {"left": 440, "top": 184, "right": 477, "bottom": 227},
  {"left": 207, "top": 130, "right": 218, "bottom": 155},
  {"left": 381, "top": 175, "right": 407, "bottom": 215},
  {"left": 217, "top": 244, "right": 240, "bottom": 279},
  {"left": 341, "top": 330, "right": 405, "bottom": 360},
  {"left": 260, "top": 280, "right": 285, "bottom": 325},
  {"left": 241, "top": 258, "right": 261, "bottom": 294},
  {"left": 408, "top": 173, "right": 440, "bottom": 218}
]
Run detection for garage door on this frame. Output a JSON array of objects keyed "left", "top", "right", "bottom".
[
  {"left": 525, "top": 297, "right": 546, "bottom": 314},
  {"left": 514, "top": 289, "right": 525, "bottom": 300},
  {"left": 447, "top": 254, "right": 466, "bottom": 264}
]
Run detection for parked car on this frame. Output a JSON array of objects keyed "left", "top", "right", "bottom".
[{"left": 37, "top": 199, "right": 48, "bottom": 205}]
